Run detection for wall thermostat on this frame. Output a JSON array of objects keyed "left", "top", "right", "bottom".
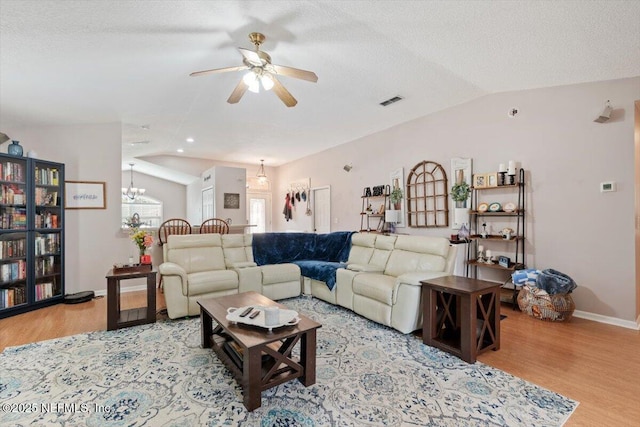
[{"left": 600, "top": 181, "right": 616, "bottom": 192}]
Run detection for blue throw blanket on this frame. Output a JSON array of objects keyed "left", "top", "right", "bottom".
[
  {"left": 292, "top": 260, "right": 347, "bottom": 291},
  {"left": 252, "top": 231, "right": 355, "bottom": 290}
]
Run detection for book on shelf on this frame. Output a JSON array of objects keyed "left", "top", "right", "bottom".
[
  {"left": 1, "top": 162, "right": 24, "bottom": 183},
  {"left": 0, "top": 286, "right": 26, "bottom": 309}
]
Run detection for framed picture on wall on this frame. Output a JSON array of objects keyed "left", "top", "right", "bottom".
[
  {"left": 473, "top": 174, "right": 486, "bottom": 188},
  {"left": 65, "top": 181, "right": 106, "bottom": 209},
  {"left": 223, "top": 193, "right": 240, "bottom": 209}
]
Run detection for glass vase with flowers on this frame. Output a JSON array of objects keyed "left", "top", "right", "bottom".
[{"left": 131, "top": 229, "right": 154, "bottom": 264}]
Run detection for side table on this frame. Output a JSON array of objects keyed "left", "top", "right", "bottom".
[
  {"left": 420, "top": 275, "right": 500, "bottom": 363},
  {"left": 106, "top": 268, "right": 157, "bottom": 331}
]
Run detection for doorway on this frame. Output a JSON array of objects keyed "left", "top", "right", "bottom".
[
  {"left": 312, "top": 186, "right": 331, "bottom": 233},
  {"left": 248, "top": 193, "right": 272, "bottom": 233}
]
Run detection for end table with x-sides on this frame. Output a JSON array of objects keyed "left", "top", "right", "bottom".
[
  {"left": 420, "top": 275, "right": 501, "bottom": 363},
  {"left": 199, "top": 291, "right": 322, "bottom": 411}
]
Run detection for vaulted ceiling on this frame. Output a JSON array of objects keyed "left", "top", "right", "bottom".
[{"left": 1, "top": 1, "right": 639, "bottom": 179}]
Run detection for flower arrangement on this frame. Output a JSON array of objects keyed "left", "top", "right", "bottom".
[{"left": 131, "top": 230, "right": 154, "bottom": 256}]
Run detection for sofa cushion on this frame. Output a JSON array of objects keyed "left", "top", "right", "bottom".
[
  {"left": 166, "top": 234, "right": 226, "bottom": 273},
  {"left": 383, "top": 236, "right": 449, "bottom": 277},
  {"left": 352, "top": 273, "right": 396, "bottom": 305},
  {"left": 369, "top": 234, "right": 396, "bottom": 268},
  {"left": 261, "top": 263, "right": 301, "bottom": 285},
  {"left": 222, "top": 234, "right": 255, "bottom": 268},
  {"left": 347, "top": 233, "right": 376, "bottom": 265},
  {"left": 185, "top": 270, "right": 238, "bottom": 295}
]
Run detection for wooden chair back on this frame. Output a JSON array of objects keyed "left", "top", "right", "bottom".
[
  {"left": 199, "top": 218, "right": 230, "bottom": 235},
  {"left": 158, "top": 218, "right": 192, "bottom": 246}
]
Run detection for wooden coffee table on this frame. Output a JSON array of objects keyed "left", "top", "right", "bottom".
[{"left": 198, "top": 291, "right": 322, "bottom": 411}]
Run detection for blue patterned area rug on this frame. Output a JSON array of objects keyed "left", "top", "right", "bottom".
[{"left": 0, "top": 297, "right": 577, "bottom": 426}]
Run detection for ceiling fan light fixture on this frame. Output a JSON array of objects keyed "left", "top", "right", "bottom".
[
  {"left": 260, "top": 74, "right": 274, "bottom": 91},
  {"left": 243, "top": 71, "right": 260, "bottom": 93}
]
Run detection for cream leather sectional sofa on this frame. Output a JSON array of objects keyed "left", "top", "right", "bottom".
[{"left": 159, "top": 232, "right": 456, "bottom": 334}]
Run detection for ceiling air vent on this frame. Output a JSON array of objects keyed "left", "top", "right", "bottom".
[{"left": 380, "top": 96, "right": 403, "bottom": 107}]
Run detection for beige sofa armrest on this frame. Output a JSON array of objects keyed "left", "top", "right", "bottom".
[
  {"left": 347, "top": 264, "right": 385, "bottom": 273},
  {"left": 159, "top": 262, "right": 188, "bottom": 292},
  {"left": 393, "top": 272, "right": 450, "bottom": 303}
]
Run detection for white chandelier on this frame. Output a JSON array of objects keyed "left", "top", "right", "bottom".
[
  {"left": 122, "top": 163, "right": 146, "bottom": 200},
  {"left": 257, "top": 159, "right": 268, "bottom": 183}
]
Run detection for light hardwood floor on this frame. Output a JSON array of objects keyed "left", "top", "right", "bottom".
[{"left": 1, "top": 291, "right": 639, "bottom": 426}]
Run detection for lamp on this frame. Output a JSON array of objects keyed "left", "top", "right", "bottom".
[
  {"left": 243, "top": 70, "right": 274, "bottom": 93},
  {"left": 257, "top": 159, "right": 268, "bottom": 184},
  {"left": 122, "top": 163, "right": 146, "bottom": 200},
  {"left": 594, "top": 100, "right": 613, "bottom": 123}
]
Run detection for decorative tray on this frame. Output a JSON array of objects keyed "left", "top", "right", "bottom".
[
  {"left": 226, "top": 305, "right": 300, "bottom": 331},
  {"left": 112, "top": 263, "right": 152, "bottom": 274}
]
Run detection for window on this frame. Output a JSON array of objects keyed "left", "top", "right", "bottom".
[{"left": 122, "top": 195, "right": 163, "bottom": 229}]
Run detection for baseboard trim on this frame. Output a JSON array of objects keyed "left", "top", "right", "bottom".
[
  {"left": 573, "top": 310, "right": 640, "bottom": 330},
  {"left": 93, "top": 284, "right": 149, "bottom": 297}
]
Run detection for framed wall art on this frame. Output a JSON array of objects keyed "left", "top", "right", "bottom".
[
  {"left": 486, "top": 172, "right": 498, "bottom": 188},
  {"left": 473, "top": 174, "right": 486, "bottom": 188},
  {"left": 223, "top": 193, "right": 240, "bottom": 209},
  {"left": 65, "top": 181, "right": 106, "bottom": 209}
]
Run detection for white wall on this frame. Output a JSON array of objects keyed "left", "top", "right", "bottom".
[
  {"left": 3, "top": 123, "right": 123, "bottom": 294},
  {"left": 275, "top": 77, "right": 640, "bottom": 322}
]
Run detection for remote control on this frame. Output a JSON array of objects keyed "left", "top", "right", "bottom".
[
  {"left": 249, "top": 310, "right": 260, "bottom": 319},
  {"left": 239, "top": 306, "right": 253, "bottom": 317}
]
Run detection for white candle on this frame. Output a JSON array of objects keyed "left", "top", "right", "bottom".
[
  {"left": 478, "top": 245, "right": 484, "bottom": 253},
  {"left": 485, "top": 249, "right": 492, "bottom": 259},
  {"left": 499, "top": 163, "right": 506, "bottom": 173},
  {"left": 508, "top": 160, "right": 516, "bottom": 175}
]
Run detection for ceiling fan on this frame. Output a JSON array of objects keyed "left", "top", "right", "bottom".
[{"left": 190, "top": 32, "right": 318, "bottom": 107}]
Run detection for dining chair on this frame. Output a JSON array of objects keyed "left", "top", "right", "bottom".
[
  {"left": 199, "top": 218, "right": 230, "bottom": 235},
  {"left": 157, "top": 218, "right": 192, "bottom": 292}
]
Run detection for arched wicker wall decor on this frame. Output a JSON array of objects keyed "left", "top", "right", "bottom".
[{"left": 406, "top": 160, "right": 449, "bottom": 227}]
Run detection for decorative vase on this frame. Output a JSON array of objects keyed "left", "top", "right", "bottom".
[
  {"left": 453, "top": 208, "right": 470, "bottom": 230},
  {"left": 139, "top": 248, "right": 151, "bottom": 264},
  {"left": 7, "top": 140, "right": 23, "bottom": 156}
]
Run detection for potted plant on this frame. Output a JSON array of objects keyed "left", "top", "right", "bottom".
[
  {"left": 390, "top": 187, "right": 403, "bottom": 210},
  {"left": 451, "top": 181, "right": 470, "bottom": 208},
  {"left": 451, "top": 181, "right": 471, "bottom": 229}
]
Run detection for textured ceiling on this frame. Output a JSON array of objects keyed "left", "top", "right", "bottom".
[{"left": 1, "top": 0, "right": 639, "bottom": 180}]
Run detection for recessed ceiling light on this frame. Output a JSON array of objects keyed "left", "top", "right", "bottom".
[
  {"left": 177, "top": 148, "right": 184, "bottom": 153},
  {"left": 186, "top": 138, "right": 194, "bottom": 143},
  {"left": 141, "top": 124, "right": 150, "bottom": 130}
]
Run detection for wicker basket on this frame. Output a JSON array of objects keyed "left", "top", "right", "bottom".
[{"left": 517, "top": 285, "right": 575, "bottom": 321}]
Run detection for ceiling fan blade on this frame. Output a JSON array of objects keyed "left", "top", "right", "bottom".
[
  {"left": 227, "top": 79, "right": 249, "bottom": 104},
  {"left": 238, "top": 48, "right": 263, "bottom": 66},
  {"left": 190, "top": 65, "right": 248, "bottom": 77},
  {"left": 272, "top": 64, "right": 318, "bottom": 83},
  {"left": 271, "top": 77, "right": 297, "bottom": 107}
]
